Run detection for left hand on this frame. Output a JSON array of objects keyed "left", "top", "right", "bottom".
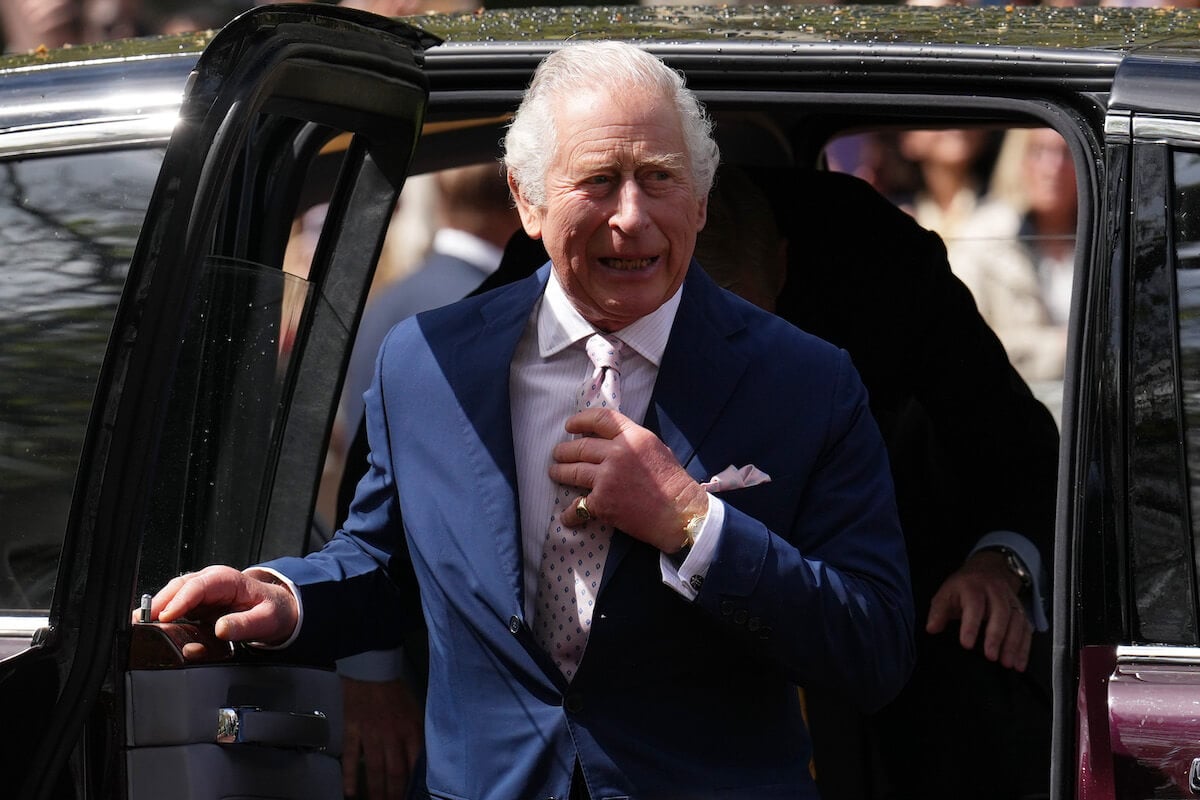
[
  {"left": 341, "top": 677, "right": 424, "bottom": 800},
  {"left": 548, "top": 407, "right": 708, "bottom": 553},
  {"left": 926, "top": 550, "right": 1033, "bottom": 672}
]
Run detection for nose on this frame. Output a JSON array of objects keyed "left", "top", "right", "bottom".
[{"left": 610, "top": 179, "right": 649, "bottom": 233}]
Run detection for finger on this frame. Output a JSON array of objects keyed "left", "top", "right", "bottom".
[
  {"left": 547, "top": 460, "right": 598, "bottom": 495},
  {"left": 211, "top": 597, "right": 289, "bottom": 643},
  {"left": 999, "top": 610, "right": 1033, "bottom": 672},
  {"left": 925, "top": 590, "right": 958, "bottom": 634},
  {"left": 148, "top": 573, "right": 193, "bottom": 621},
  {"left": 156, "top": 572, "right": 214, "bottom": 623},
  {"left": 551, "top": 436, "right": 608, "bottom": 467},
  {"left": 956, "top": 592, "right": 987, "bottom": 651},
  {"left": 558, "top": 494, "right": 595, "bottom": 528},
  {"left": 564, "top": 407, "right": 629, "bottom": 440},
  {"left": 980, "top": 596, "right": 1019, "bottom": 661},
  {"left": 180, "top": 641, "right": 209, "bottom": 662}
]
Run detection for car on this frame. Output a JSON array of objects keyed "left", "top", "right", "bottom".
[{"left": 2, "top": 2, "right": 1200, "bottom": 797}]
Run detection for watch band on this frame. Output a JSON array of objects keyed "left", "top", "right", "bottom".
[{"left": 984, "top": 545, "right": 1033, "bottom": 594}]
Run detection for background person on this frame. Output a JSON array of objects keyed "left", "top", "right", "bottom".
[
  {"left": 147, "top": 40, "right": 914, "bottom": 800},
  {"left": 955, "top": 127, "right": 1076, "bottom": 392}
]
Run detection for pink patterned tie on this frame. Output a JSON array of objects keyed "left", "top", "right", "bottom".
[{"left": 533, "top": 333, "right": 624, "bottom": 681}]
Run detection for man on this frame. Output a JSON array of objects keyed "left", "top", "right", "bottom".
[{"left": 148, "top": 41, "right": 914, "bottom": 799}]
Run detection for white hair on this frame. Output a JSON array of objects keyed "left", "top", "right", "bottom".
[{"left": 503, "top": 41, "right": 720, "bottom": 207}]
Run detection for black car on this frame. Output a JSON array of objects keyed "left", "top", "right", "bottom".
[{"left": 2, "top": 3, "right": 1200, "bottom": 797}]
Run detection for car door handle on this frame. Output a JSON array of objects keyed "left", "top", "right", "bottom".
[{"left": 216, "top": 706, "right": 329, "bottom": 750}]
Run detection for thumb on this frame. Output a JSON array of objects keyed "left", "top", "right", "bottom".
[{"left": 213, "top": 589, "right": 297, "bottom": 645}]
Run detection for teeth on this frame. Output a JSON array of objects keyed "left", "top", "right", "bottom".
[{"left": 606, "top": 257, "right": 652, "bottom": 270}]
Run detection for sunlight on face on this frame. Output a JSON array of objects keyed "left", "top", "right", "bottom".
[{"left": 512, "top": 86, "right": 708, "bottom": 332}]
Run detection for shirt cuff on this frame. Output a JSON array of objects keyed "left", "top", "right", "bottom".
[
  {"left": 971, "top": 531, "right": 1049, "bottom": 632},
  {"left": 660, "top": 494, "right": 725, "bottom": 601},
  {"left": 242, "top": 566, "right": 304, "bottom": 650}
]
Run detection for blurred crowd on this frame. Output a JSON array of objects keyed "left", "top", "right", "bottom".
[
  {"left": 0, "top": 0, "right": 1108, "bottom": 420},
  {"left": 829, "top": 125, "right": 1074, "bottom": 421}
]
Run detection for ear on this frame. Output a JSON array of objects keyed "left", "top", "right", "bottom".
[
  {"left": 508, "top": 171, "right": 544, "bottom": 240},
  {"left": 695, "top": 191, "right": 709, "bottom": 232}
]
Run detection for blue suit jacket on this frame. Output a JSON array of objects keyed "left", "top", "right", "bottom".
[{"left": 266, "top": 262, "right": 914, "bottom": 800}]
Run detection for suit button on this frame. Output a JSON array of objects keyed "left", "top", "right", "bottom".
[
  {"left": 720, "top": 600, "right": 734, "bottom": 617},
  {"left": 509, "top": 616, "right": 521, "bottom": 634},
  {"left": 733, "top": 609, "right": 748, "bottom": 625},
  {"left": 747, "top": 617, "right": 761, "bottom": 632},
  {"left": 564, "top": 692, "right": 585, "bottom": 713}
]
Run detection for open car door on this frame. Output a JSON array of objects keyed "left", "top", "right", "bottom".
[
  {"left": 0, "top": 4, "right": 435, "bottom": 797},
  {"left": 1068, "top": 53, "right": 1200, "bottom": 800}
]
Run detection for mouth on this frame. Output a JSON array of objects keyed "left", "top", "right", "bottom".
[{"left": 599, "top": 256, "right": 658, "bottom": 271}]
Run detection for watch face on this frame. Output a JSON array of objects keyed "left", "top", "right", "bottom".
[{"left": 1004, "top": 550, "right": 1032, "bottom": 590}]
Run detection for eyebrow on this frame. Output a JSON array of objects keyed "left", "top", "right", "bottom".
[{"left": 575, "top": 152, "right": 687, "bottom": 173}]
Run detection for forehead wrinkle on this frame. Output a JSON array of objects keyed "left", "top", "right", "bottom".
[{"left": 572, "top": 149, "right": 687, "bottom": 173}]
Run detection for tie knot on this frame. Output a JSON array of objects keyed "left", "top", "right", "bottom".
[{"left": 585, "top": 333, "right": 623, "bottom": 373}]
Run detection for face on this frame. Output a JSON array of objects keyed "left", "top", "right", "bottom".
[
  {"left": 510, "top": 86, "right": 708, "bottom": 331},
  {"left": 1022, "top": 128, "right": 1076, "bottom": 215}
]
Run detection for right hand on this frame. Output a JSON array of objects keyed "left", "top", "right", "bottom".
[
  {"left": 926, "top": 551, "right": 1033, "bottom": 672},
  {"left": 138, "top": 565, "right": 300, "bottom": 656}
]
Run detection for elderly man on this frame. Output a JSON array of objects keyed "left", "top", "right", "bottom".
[{"left": 148, "top": 41, "right": 914, "bottom": 800}]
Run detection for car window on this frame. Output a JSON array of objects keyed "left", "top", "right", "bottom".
[
  {"left": 1121, "top": 142, "right": 1200, "bottom": 647},
  {"left": 0, "top": 148, "right": 162, "bottom": 627},
  {"left": 1167, "top": 148, "right": 1200, "bottom": 643}
]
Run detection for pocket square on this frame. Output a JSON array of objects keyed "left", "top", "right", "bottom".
[{"left": 701, "top": 464, "right": 771, "bottom": 492}]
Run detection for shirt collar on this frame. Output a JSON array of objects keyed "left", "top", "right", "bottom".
[
  {"left": 432, "top": 228, "right": 504, "bottom": 275},
  {"left": 537, "top": 267, "right": 681, "bottom": 367}
]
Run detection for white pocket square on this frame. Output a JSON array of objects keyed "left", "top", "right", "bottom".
[{"left": 701, "top": 464, "right": 771, "bottom": 492}]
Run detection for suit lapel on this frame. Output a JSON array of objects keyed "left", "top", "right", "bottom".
[{"left": 425, "top": 265, "right": 550, "bottom": 614}]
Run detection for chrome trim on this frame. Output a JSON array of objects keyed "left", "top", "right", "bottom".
[
  {"left": 1104, "top": 112, "right": 1131, "bottom": 141},
  {"left": 1116, "top": 644, "right": 1200, "bottom": 664},
  {"left": 1131, "top": 116, "right": 1200, "bottom": 145},
  {"left": 216, "top": 707, "right": 241, "bottom": 745},
  {"left": 0, "top": 115, "right": 176, "bottom": 158},
  {"left": 216, "top": 707, "right": 329, "bottom": 750}
]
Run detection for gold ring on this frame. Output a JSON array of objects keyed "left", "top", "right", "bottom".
[{"left": 576, "top": 496, "right": 592, "bottom": 522}]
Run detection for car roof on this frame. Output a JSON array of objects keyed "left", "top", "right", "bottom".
[{"left": 412, "top": 4, "right": 1200, "bottom": 54}]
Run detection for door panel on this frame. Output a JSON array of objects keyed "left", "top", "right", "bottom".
[
  {"left": 1076, "top": 56, "right": 1200, "bottom": 800},
  {"left": 126, "top": 643, "right": 343, "bottom": 798}
]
